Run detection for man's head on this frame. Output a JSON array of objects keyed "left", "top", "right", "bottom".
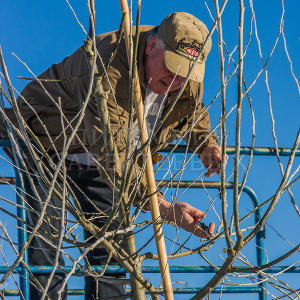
[{"left": 144, "top": 12, "right": 212, "bottom": 94}]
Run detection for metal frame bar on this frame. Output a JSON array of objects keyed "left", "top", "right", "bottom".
[
  {"left": 157, "top": 180, "right": 267, "bottom": 299},
  {"left": 0, "top": 140, "right": 299, "bottom": 299},
  {"left": 1, "top": 265, "right": 299, "bottom": 274},
  {"left": 15, "top": 165, "right": 30, "bottom": 299}
]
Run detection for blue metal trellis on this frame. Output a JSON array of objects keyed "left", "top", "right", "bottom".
[{"left": 0, "top": 140, "right": 299, "bottom": 299}]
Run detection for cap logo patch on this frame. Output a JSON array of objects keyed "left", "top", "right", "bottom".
[
  {"left": 177, "top": 38, "right": 205, "bottom": 61},
  {"left": 186, "top": 48, "right": 199, "bottom": 57}
]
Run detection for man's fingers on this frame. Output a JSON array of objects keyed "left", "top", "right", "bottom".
[
  {"left": 205, "top": 169, "right": 215, "bottom": 177},
  {"left": 192, "top": 223, "right": 212, "bottom": 238},
  {"left": 193, "top": 227, "right": 207, "bottom": 237},
  {"left": 204, "top": 159, "right": 221, "bottom": 177},
  {"left": 187, "top": 206, "right": 206, "bottom": 219},
  {"left": 201, "top": 144, "right": 229, "bottom": 177},
  {"left": 193, "top": 222, "right": 215, "bottom": 238},
  {"left": 205, "top": 171, "right": 213, "bottom": 177},
  {"left": 172, "top": 203, "right": 214, "bottom": 238}
]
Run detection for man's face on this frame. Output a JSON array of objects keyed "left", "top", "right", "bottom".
[{"left": 144, "top": 37, "right": 185, "bottom": 94}]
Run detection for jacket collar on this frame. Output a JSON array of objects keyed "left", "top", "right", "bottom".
[
  {"left": 134, "top": 26, "right": 196, "bottom": 129},
  {"left": 136, "top": 26, "right": 154, "bottom": 96}
]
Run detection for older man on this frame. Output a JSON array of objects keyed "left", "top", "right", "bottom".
[{"left": 1, "top": 12, "right": 227, "bottom": 299}]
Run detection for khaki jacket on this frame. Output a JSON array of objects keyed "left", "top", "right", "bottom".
[{"left": 1, "top": 26, "right": 217, "bottom": 200}]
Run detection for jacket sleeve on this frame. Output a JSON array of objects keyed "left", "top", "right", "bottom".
[{"left": 185, "top": 81, "right": 218, "bottom": 155}]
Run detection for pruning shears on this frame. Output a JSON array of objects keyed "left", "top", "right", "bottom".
[{"left": 194, "top": 217, "right": 213, "bottom": 237}]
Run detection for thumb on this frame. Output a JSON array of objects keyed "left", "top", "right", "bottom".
[{"left": 209, "top": 223, "right": 215, "bottom": 235}]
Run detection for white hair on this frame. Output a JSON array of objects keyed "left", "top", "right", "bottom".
[{"left": 147, "top": 28, "right": 165, "bottom": 50}]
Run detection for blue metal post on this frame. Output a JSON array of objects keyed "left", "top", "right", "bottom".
[
  {"left": 241, "top": 185, "right": 266, "bottom": 300},
  {"left": 14, "top": 165, "right": 30, "bottom": 300},
  {"left": 1, "top": 139, "right": 30, "bottom": 299}
]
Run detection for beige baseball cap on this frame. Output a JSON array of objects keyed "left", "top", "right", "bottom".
[{"left": 158, "top": 12, "right": 212, "bottom": 83}]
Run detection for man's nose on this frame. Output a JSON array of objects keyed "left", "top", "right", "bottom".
[
  {"left": 168, "top": 72, "right": 184, "bottom": 84},
  {"left": 172, "top": 75, "right": 185, "bottom": 86}
]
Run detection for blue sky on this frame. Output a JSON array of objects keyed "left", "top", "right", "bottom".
[{"left": 0, "top": 0, "right": 299, "bottom": 299}]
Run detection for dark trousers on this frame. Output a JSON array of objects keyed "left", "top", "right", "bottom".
[{"left": 25, "top": 161, "right": 126, "bottom": 300}]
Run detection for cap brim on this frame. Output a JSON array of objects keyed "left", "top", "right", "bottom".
[{"left": 164, "top": 48, "right": 205, "bottom": 83}]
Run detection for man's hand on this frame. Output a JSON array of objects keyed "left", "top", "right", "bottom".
[
  {"left": 159, "top": 198, "right": 215, "bottom": 238},
  {"left": 200, "top": 144, "right": 228, "bottom": 177}
]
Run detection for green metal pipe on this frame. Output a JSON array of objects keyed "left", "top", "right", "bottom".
[
  {"left": 160, "top": 145, "right": 300, "bottom": 156},
  {"left": 157, "top": 181, "right": 266, "bottom": 268},
  {"left": 1, "top": 265, "right": 299, "bottom": 274},
  {"left": 14, "top": 166, "right": 30, "bottom": 300},
  {"left": 1, "top": 139, "right": 299, "bottom": 299},
  {"left": 0, "top": 177, "right": 15, "bottom": 184},
  {"left": 157, "top": 180, "right": 267, "bottom": 300},
  {"left": 1, "top": 140, "right": 299, "bottom": 156},
  {"left": 0, "top": 286, "right": 263, "bottom": 296},
  {"left": 0, "top": 139, "right": 11, "bottom": 147}
]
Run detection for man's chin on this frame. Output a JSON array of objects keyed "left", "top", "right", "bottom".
[
  {"left": 150, "top": 83, "right": 182, "bottom": 95},
  {"left": 149, "top": 86, "right": 167, "bottom": 95}
]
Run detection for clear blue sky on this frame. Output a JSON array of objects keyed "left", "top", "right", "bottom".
[{"left": 0, "top": 1, "right": 299, "bottom": 299}]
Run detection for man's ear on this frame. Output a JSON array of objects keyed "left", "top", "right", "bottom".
[{"left": 145, "top": 36, "right": 157, "bottom": 55}]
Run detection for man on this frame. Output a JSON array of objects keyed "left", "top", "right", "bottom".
[{"left": 1, "top": 12, "right": 227, "bottom": 299}]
